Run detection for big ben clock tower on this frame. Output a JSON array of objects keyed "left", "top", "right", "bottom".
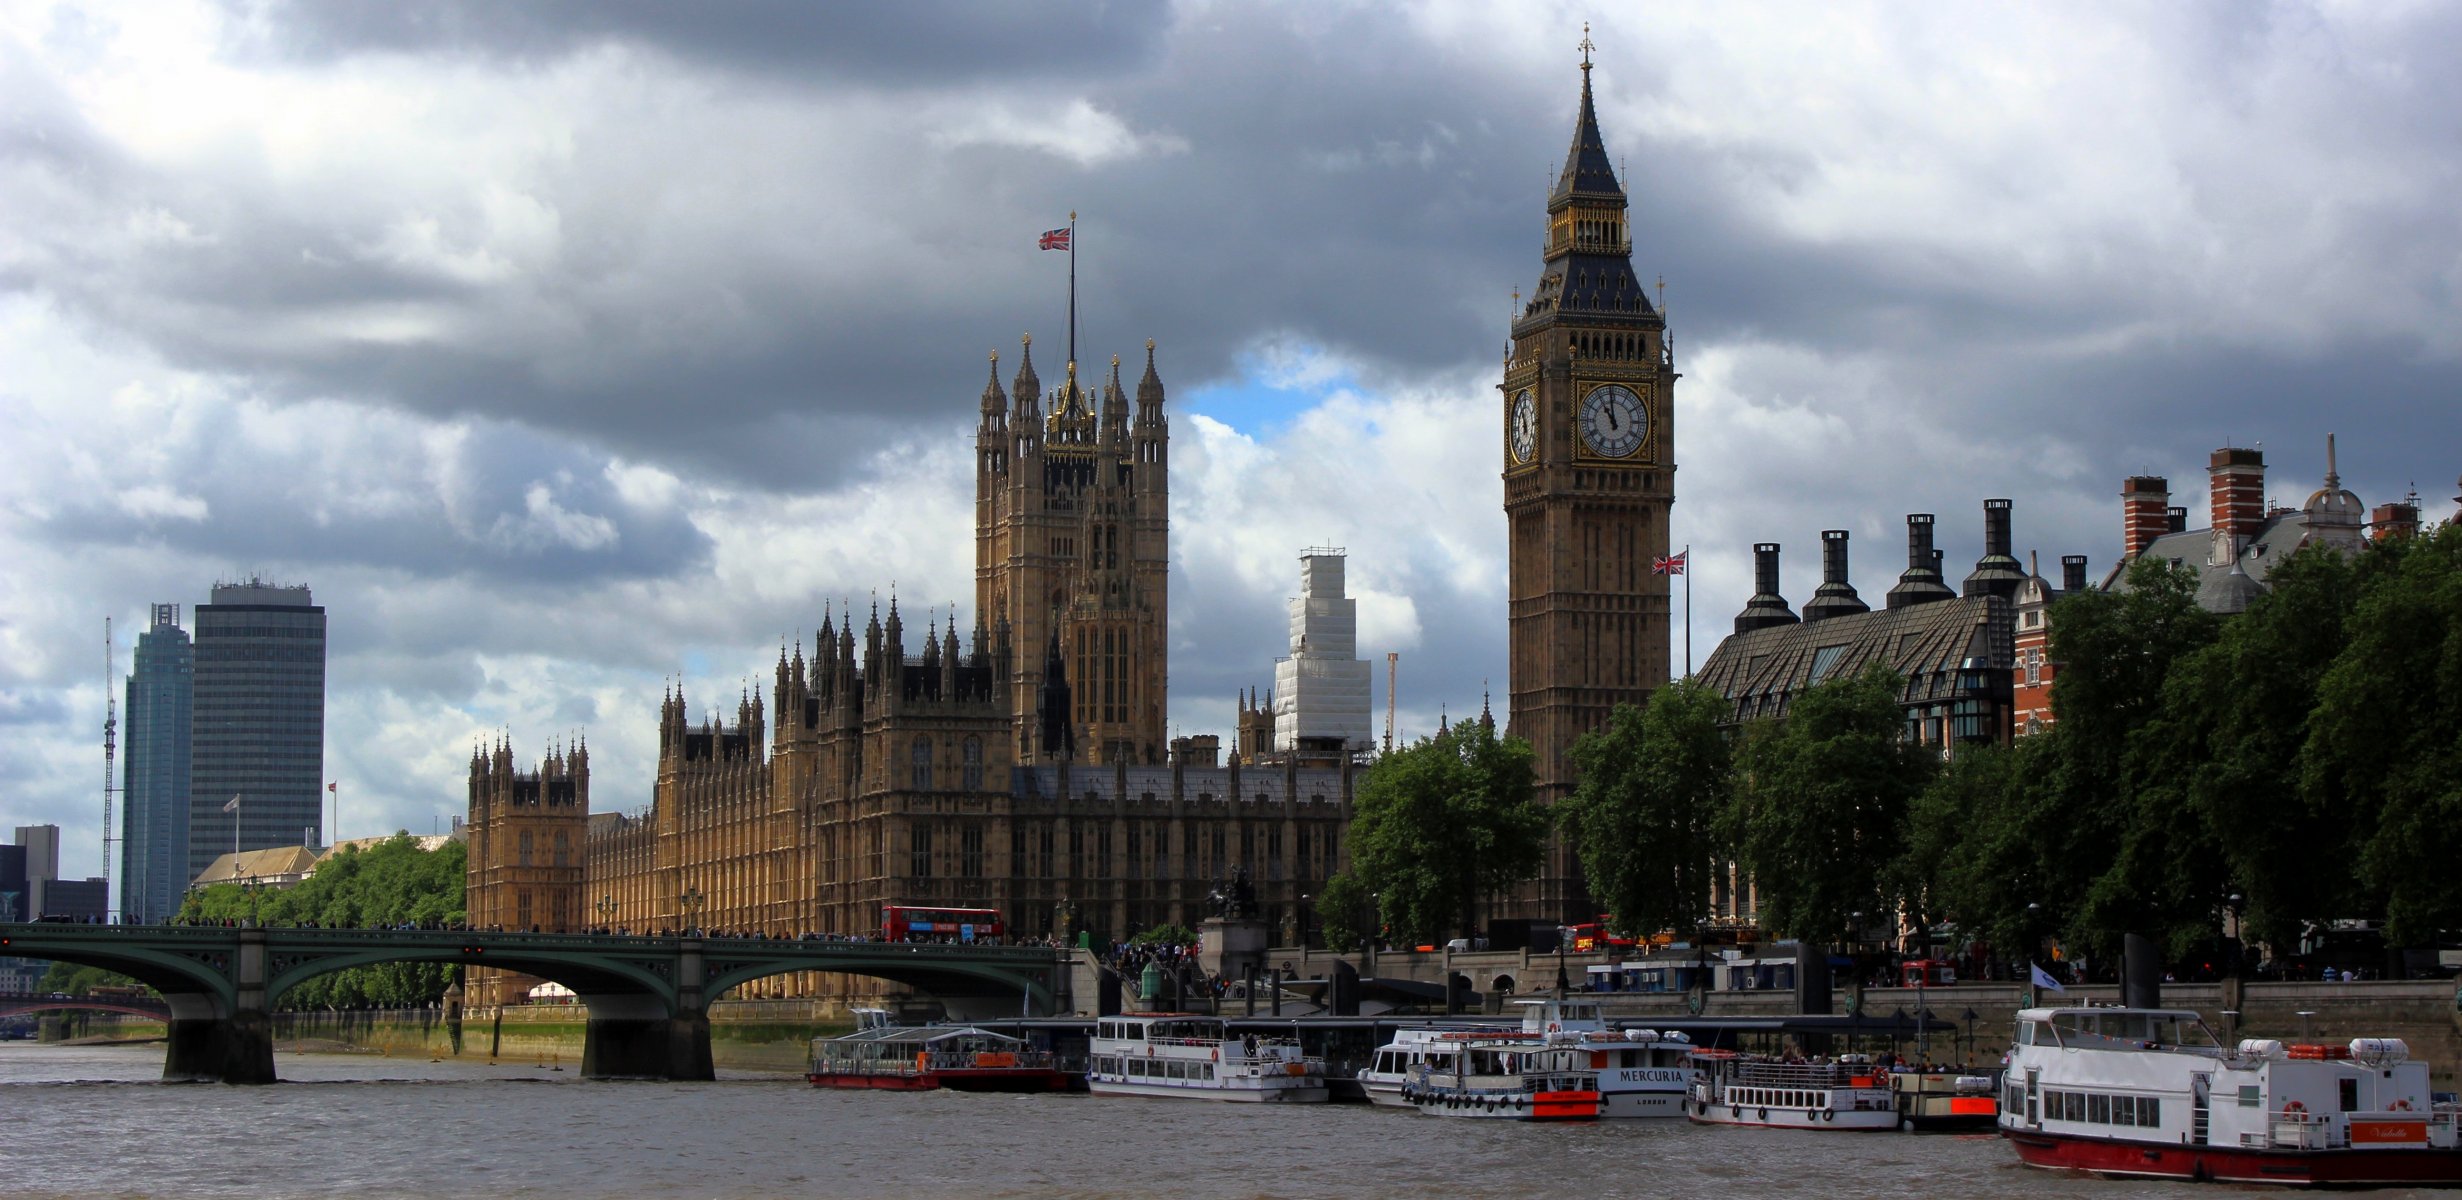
[{"left": 1504, "top": 36, "right": 1675, "bottom": 921}]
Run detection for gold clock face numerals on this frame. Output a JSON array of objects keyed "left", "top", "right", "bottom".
[
  {"left": 1578, "top": 384, "right": 1648, "bottom": 459},
  {"left": 1509, "top": 390, "right": 1537, "bottom": 464}
]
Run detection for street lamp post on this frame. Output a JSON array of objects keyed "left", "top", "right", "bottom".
[
  {"left": 595, "top": 893, "right": 617, "bottom": 932},
  {"left": 679, "top": 885, "right": 704, "bottom": 936}
]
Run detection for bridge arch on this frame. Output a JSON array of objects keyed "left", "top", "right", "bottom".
[{"left": 699, "top": 954, "right": 1056, "bottom": 1020}]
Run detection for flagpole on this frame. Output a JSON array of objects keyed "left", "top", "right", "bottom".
[
  {"left": 1067, "top": 210, "right": 1078, "bottom": 371},
  {"left": 1683, "top": 543, "right": 1693, "bottom": 678}
]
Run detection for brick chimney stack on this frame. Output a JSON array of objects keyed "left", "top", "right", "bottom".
[
  {"left": 2209, "top": 447, "right": 2266, "bottom": 544},
  {"left": 2061, "top": 555, "right": 2089, "bottom": 594},
  {"left": 2369, "top": 501, "right": 2420, "bottom": 542},
  {"left": 2121, "top": 476, "right": 2170, "bottom": 558}
]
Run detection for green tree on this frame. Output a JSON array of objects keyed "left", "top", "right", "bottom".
[
  {"left": 1348, "top": 717, "right": 1544, "bottom": 943},
  {"left": 178, "top": 833, "right": 468, "bottom": 1007},
  {"left": 2126, "top": 543, "right": 2367, "bottom": 952},
  {"left": 1560, "top": 679, "right": 1731, "bottom": 941},
  {"left": 2305, "top": 523, "right": 2462, "bottom": 943},
  {"left": 2035, "top": 555, "right": 2221, "bottom": 959},
  {"left": 1313, "top": 871, "right": 1376, "bottom": 952},
  {"left": 1723, "top": 664, "right": 1935, "bottom": 943}
]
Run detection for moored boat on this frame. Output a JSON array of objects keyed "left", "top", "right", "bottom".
[
  {"left": 1360, "top": 1025, "right": 1509, "bottom": 1108},
  {"left": 1893, "top": 1067, "right": 2002, "bottom": 1131},
  {"left": 1999, "top": 1005, "right": 2462, "bottom": 1186},
  {"left": 808, "top": 1022, "right": 1070, "bottom": 1092},
  {"left": 1512, "top": 997, "right": 1694, "bottom": 1118},
  {"left": 1686, "top": 1048, "right": 1897, "bottom": 1130},
  {"left": 1401, "top": 1031, "right": 1601, "bottom": 1121},
  {"left": 1086, "top": 1013, "right": 1327, "bottom": 1103}
]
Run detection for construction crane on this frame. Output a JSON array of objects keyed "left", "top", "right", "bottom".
[
  {"left": 1384, "top": 652, "right": 1398, "bottom": 753},
  {"left": 103, "top": 616, "right": 119, "bottom": 918}
]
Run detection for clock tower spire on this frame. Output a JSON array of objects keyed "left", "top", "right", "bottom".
[{"left": 1502, "top": 37, "right": 1676, "bottom": 922}]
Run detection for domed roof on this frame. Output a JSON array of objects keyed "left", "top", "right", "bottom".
[{"left": 2303, "top": 434, "right": 2365, "bottom": 529}]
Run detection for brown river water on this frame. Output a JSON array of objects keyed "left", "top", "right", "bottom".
[{"left": 1, "top": 1042, "right": 2445, "bottom": 1199}]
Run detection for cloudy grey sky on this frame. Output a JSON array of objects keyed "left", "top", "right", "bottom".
[{"left": 5, "top": 1, "right": 2458, "bottom": 886}]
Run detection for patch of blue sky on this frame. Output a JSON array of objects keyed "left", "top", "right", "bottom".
[{"left": 1181, "top": 339, "right": 1369, "bottom": 438}]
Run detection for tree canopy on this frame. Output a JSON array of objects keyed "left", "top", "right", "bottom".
[
  {"left": 1560, "top": 679, "right": 1731, "bottom": 940},
  {"left": 1346, "top": 718, "right": 1543, "bottom": 943},
  {"left": 178, "top": 833, "right": 467, "bottom": 1007},
  {"left": 1724, "top": 663, "right": 1937, "bottom": 942}
]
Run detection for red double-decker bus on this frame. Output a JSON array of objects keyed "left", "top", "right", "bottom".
[{"left": 881, "top": 905, "right": 1004, "bottom": 944}]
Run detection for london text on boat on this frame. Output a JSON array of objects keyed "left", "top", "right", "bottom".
[
  {"left": 1086, "top": 1014, "right": 1328, "bottom": 1103},
  {"left": 1399, "top": 1031, "right": 1601, "bottom": 1122},
  {"left": 2000, "top": 1005, "right": 2462, "bottom": 1186},
  {"left": 1686, "top": 1048, "right": 1898, "bottom": 1131}
]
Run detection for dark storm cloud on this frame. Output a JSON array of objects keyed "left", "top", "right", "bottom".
[
  {"left": 34, "top": 412, "right": 712, "bottom": 586},
  {"left": 227, "top": 0, "right": 1171, "bottom": 86}
]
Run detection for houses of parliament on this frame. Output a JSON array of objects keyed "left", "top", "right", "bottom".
[{"left": 464, "top": 47, "right": 1673, "bottom": 1002}]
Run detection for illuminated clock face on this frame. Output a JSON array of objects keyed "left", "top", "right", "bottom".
[
  {"left": 1509, "top": 391, "right": 1537, "bottom": 464},
  {"left": 1579, "top": 384, "right": 1647, "bottom": 459}
]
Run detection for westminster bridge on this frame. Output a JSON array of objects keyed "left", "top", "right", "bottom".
[{"left": 0, "top": 923, "right": 1066, "bottom": 1083}]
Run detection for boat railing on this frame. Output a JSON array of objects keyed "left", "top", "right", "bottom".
[{"left": 1721, "top": 1060, "right": 1885, "bottom": 1089}]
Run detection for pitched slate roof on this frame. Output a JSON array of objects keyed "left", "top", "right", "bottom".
[{"left": 1695, "top": 594, "right": 2012, "bottom": 724}]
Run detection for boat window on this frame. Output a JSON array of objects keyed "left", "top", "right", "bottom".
[
  {"left": 2238, "top": 1085, "right": 2260, "bottom": 1108},
  {"left": 2139, "top": 1097, "right": 2159, "bottom": 1125},
  {"left": 2088, "top": 1094, "right": 2110, "bottom": 1123},
  {"left": 2340, "top": 1078, "right": 2359, "bottom": 1113}
]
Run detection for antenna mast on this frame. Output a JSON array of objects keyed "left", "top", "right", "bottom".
[
  {"left": 103, "top": 615, "right": 119, "bottom": 919},
  {"left": 1384, "top": 652, "right": 1398, "bottom": 753}
]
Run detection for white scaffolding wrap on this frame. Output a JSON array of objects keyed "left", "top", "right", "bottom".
[{"left": 1274, "top": 551, "right": 1373, "bottom": 752}]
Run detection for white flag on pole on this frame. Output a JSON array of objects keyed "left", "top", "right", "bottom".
[
  {"left": 223, "top": 794, "right": 241, "bottom": 813},
  {"left": 2030, "top": 963, "right": 2066, "bottom": 993}
]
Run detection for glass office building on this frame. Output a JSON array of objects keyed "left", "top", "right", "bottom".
[
  {"left": 120, "top": 603, "right": 195, "bottom": 922},
  {"left": 188, "top": 583, "right": 326, "bottom": 883}
]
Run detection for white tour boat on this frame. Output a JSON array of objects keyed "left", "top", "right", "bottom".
[
  {"left": 1513, "top": 997, "right": 1694, "bottom": 1118},
  {"left": 1401, "top": 1031, "right": 1601, "bottom": 1121},
  {"left": 1360, "top": 1025, "right": 1509, "bottom": 1108},
  {"left": 1686, "top": 1048, "right": 1898, "bottom": 1130},
  {"left": 1085, "top": 1013, "right": 1327, "bottom": 1103},
  {"left": 2000, "top": 1005, "right": 2462, "bottom": 1186}
]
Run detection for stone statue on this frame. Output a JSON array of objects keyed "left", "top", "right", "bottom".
[{"left": 1209, "top": 864, "right": 1258, "bottom": 920}]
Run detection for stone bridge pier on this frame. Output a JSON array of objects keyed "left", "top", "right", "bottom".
[
  {"left": 576, "top": 940, "right": 713, "bottom": 1081},
  {"left": 163, "top": 928, "right": 275, "bottom": 1085}
]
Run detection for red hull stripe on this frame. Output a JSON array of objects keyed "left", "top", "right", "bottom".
[{"left": 2004, "top": 1129, "right": 2462, "bottom": 1186}]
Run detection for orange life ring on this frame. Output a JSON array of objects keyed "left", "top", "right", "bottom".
[
  {"left": 2283, "top": 1100, "right": 2307, "bottom": 1119},
  {"left": 1210, "top": 1048, "right": 1220, "bottom": 1062},
  {"left": 2393, "top": 1098, "right": 2415, "bottom": 1112}
]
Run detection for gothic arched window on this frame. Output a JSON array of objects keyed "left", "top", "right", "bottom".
[
  {"left": 911, "top": 737, "right": 933, "bottom": 791},
  {"left": 962, "top": 737, "right": 983, "bottom": 791}
]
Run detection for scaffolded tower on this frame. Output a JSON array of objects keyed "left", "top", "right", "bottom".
[{"left": 1273, "top": 549, "right": 1373, "bottom": 755}]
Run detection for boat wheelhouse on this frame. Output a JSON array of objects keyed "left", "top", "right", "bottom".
[
  {"left": 2000, "top": 1005, "right": 2462, "bottom": 1186},
  {"left": 1401, "top": 1032, "right": 1601, "bottom": 1122},
  {"left": 807, "top": 1023, "right": 1069, "bottom": 1092},
  {"left": 1686, "top": 1049, "right": 1897, "bottom": 1131},
  {"left": 1086, "top": 1013, "right": 1327, "bottom": 1103}
]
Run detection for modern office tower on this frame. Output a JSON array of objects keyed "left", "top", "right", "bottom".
[
  {"left": 1273, "top": 549, "right": 1374, "bottom": 754},
  {"left": 120, "top": 603, "right": 195, "bottom": 922},
  {"left": 187, "top": 582, "right": 326, "bottom": 883},
  {"left": 12, "top": 825, "right": 60, "bottom": 917}
]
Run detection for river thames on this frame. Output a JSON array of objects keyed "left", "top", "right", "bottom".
[{"left": 2, "top": 1041, "right": 2446, "bottom": 1199}]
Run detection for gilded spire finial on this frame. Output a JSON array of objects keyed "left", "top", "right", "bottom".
[{"left": 1580, "top": 23, "right": 1594, "bottom": 71}]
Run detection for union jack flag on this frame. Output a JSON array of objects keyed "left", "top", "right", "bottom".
[
  {"left": 1652, "top": 552, "right": 1687, "bottom": 576},
  {"left": 1038, "top": 227, "right": 1071, "bottom": 250}
]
